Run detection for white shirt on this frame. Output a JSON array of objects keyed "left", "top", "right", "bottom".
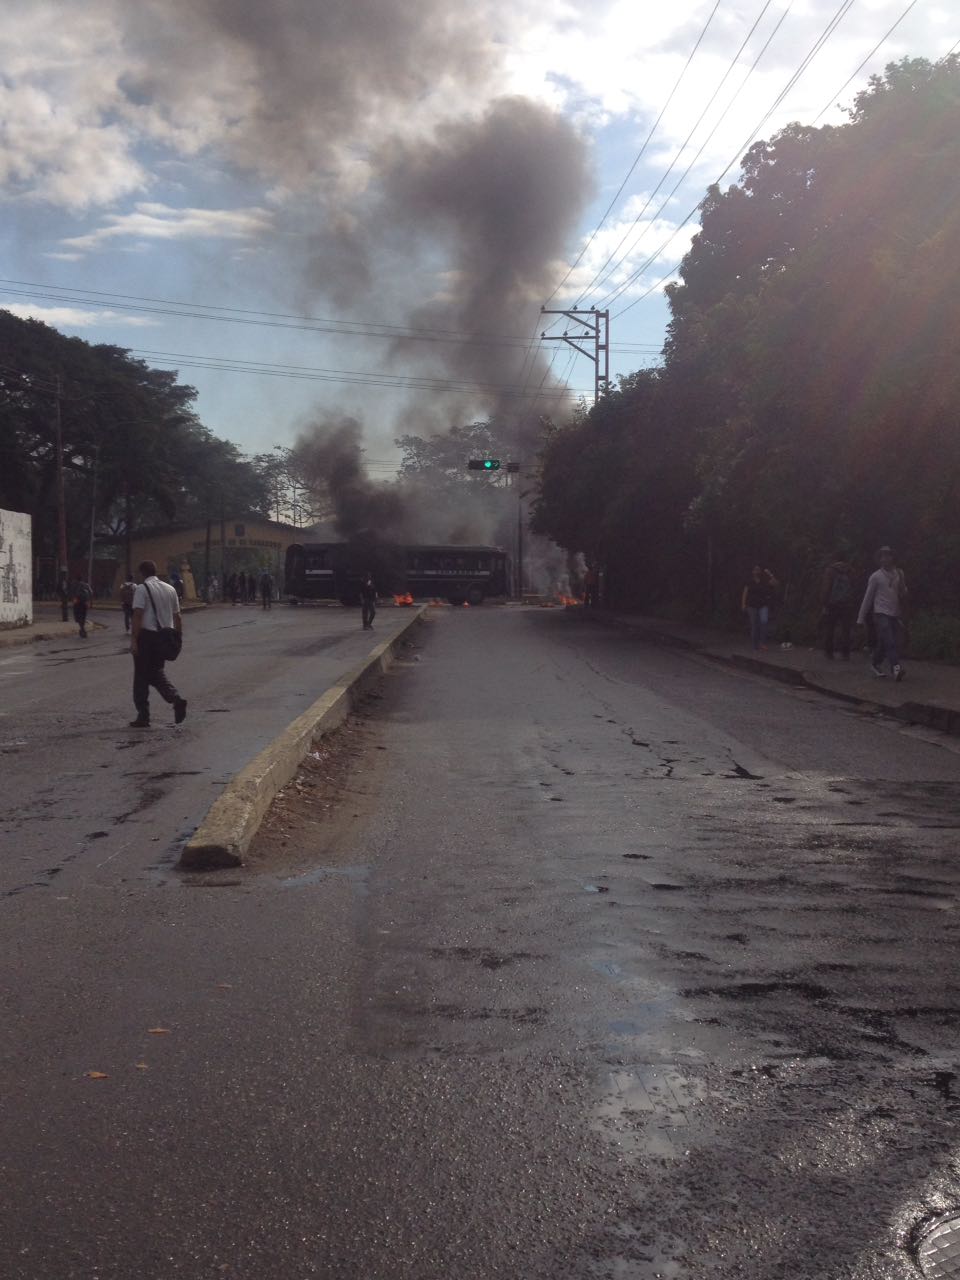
[
  {"left": 133, "top": 576, "right": 181, "bottom": 631},
  {"left": 857, "top": 567, "right": 906, "bottom": 623}
]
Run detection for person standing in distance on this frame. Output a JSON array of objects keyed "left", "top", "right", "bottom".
[
  {"left": 73, "top": 577, "right": 93, "bottom": 639},
  {"left": 120, "top": 576, "right": 136, "bottom": 633},
  {"left": 129, "top": 560, "right": 187, "bottom": 727},
  {"left": 741, "top": 565, "right": 778, "bottom": 652},
  {"left": 820, "top": 551, "right": 855, "bottom": 659},
  {"left": 360, "top": 573, "right": 377, "bottom": 630},
  {"left": 857, "top": 545, "right": 908, "bottom": 680}
]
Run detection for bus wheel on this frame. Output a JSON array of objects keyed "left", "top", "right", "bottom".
[{"left": 467, "top": 585, "right": 485, "bottom": 606}]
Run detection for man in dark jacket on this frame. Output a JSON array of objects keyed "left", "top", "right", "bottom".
[
  {"left": 73, "top": 578, "right": 93, "bottom": 639},
  {"left": 821, "top": 553, "right": 854, "bottom": 659},
  {"left": 360, "top": 574, "right": 377, "bottom": 630}
]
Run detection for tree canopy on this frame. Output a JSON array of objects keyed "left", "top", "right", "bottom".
[
  {"left": 0, "top": 310, "right": 270, "bottom": 575},
  {"left": 536, "top": 55, "right": 960, "bottom": 631}
]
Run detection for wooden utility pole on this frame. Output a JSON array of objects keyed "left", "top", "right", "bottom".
[
  {"left": 54, "top": 374, "right": 69, "bottom": 619},
  {"left": 539, "top": 307, "right": 610, "bottom": 404}
]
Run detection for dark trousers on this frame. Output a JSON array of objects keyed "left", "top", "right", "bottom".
[
  {"left": 133, "top": 631, "right": 181, "bottom": 719},
  {"left": 73, "top": 602, "right": 88, "bottom": 636},
  {"left": 823, "top": 604, "right": 852, "bottom": 657},
  {"left": 261, "top": 591, "right": 271, "bottom": 610},
  {"left": 122, "top": 604, "right": 133, "bottom": 632},
  {"left": 362, "top": 600, "right": 376, "bottom": 628}
]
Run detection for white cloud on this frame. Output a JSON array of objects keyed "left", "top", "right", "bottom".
[
  {"left": 0, "top": 302, "right": 159, "bottom": 328},
  {"left": 58, "top": 202, "right": 274, "bottom": 253},
  {"left": 556, "top": 193, "right": 695, "bottom": 304}
]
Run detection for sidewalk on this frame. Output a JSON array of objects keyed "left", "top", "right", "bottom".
[
  {"left": 0, "top": 600, "right": 210, "bottom": 649},
  {"left": 579, "top": 608, "right": 960, "bottom": 738}
]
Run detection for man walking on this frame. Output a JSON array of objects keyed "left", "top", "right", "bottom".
[
  {"left": 259, "top": 569, "right": 274, "bottom": 609},
  {"left": 360, "top": 573, "right": 377, "bottom": 630},
  {"left": 73, "top": 578, "right": 93, "bottom": 639},
  {"left": 129, "top": 560, "right": 187, "bottom": 728},
  {"left": 857, "top": 546, "right": 908, "bottom": 680},
  {"left": 120, "top": 576, "right": 136, "bottom": 633}
]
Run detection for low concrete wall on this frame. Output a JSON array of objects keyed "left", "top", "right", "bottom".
[
  {"left": 179, "top": 607, "right": 426, "bottom": 869},
  {"left": 0, "top": 509, "right": 31, "bottom": 629}
]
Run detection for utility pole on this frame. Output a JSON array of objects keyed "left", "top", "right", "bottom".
[
  {"left": 86, "top": 441, "right": 100, "bottom": 587},
  {"left": 539, "top": 307, "right": 610, "bottom": 404},
  {"left": 54, "top": 374, "right": 69, "bottom": 620}
]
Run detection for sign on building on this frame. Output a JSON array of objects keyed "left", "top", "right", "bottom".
[{"left": 0, "top": 509, "right": 31, "bottom": 628}]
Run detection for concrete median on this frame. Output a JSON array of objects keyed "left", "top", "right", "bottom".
[{"left": 179, "top": 607, "right": 426, "bottom": 870}]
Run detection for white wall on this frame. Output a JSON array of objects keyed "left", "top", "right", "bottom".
[{"left": 0, "top": 509, "right": 32, "bottom": 627}]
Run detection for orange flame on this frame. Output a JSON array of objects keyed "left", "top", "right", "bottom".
[
  {"left": 462, "top": 601, "right": 470, "bottom": 608},
  {"left": 393, "top": 593, "right": 414, "bottom": 606},
  {"left": 559, "top": 595, "right": 583, "bottom": 606}
]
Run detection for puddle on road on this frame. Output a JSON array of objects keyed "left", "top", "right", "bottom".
[{"left": 279, "top": 864, "right": 369, "bottom": 888}]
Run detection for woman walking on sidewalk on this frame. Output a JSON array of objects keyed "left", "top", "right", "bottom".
[
  {"left": 741, "top": 565, "right": 778, "bottom": 652},
  {"left": 857, "top": 545, "right": 907, "bottom": 680}
]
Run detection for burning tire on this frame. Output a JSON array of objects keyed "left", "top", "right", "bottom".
[{"left": 466, "top": 585, "right": 486, "bottom": 606}]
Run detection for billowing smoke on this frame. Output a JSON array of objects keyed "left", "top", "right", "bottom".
[
  {"left": 354, "top": 96, "right": 591, "bottom": 441},
  {"left": 294, "top": 415, "right": 403, "bottom": 540},
  {"left": 64, "top": 1, "right": 593, "bottom": 579}
]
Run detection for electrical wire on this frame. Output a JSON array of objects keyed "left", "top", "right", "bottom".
[
  {"left": 128, "top": 347, "right": 591, "bottom": 400},
  {"left": 0, "top": 277, "right": 658, "bottom": 354},
  {"left": 576, "top": 0, "right": 779, "bottom": 304},
  {"left": 606, "top": 0, "right": 859, "bottom": 314},
  {"left": 813, "top": 0, "right": 921, "bottom": 124},
  {"left": 541, "top": 0, "right": 722, "bottom": 309}
]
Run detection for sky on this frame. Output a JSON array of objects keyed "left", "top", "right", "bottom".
[{"left": 1, "top": 0, "right": 956, "bottom": 470}]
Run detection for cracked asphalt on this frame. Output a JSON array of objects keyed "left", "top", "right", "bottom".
[{"left": 3, "top": 607, "right": 960, "bottom": 1279}]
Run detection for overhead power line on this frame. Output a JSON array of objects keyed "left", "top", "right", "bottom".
[
  {"left": 606, "top": 0, "right": 860, "bottom": 315},
  {"left": 610, "top": 0, "right": 918, "bottom": 320},
  {"left": 541, "top": 0, "right": 722, "bottom": 308},
  {"left": 127, "top": 346, "right": 592, "bottom": 400},
  {"left": 0, "top": 278, "right": 657, "bottom": 354},
  {"left": 577, "top": 0, "right": 780, "bottom": 304},
  {"left": 813, "top": 0, "right": 921, "bottom": 124}
]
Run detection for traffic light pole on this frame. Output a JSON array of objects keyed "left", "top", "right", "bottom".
[{"left": 539, "top": 307, "right": 609, "bottom": 404}]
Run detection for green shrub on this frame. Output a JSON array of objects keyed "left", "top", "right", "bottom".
[{"left": 906, "top": 612, "right": 960, "bottom": 664}]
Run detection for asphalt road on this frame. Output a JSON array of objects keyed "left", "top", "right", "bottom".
[
  {"left": 0, "top": 602, "right": 412, "bottom": 895},
  {"left": 3, "top": 607, "right": 960, "bottom": 1279}
]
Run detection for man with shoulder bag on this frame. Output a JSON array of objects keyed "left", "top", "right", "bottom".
[{"left": 129, "top": 560, "right": 188, "bottom": 728}]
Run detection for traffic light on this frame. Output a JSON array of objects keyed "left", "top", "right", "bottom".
[{"left": 468, "top": 458, "right": 501, "bottom": 471}]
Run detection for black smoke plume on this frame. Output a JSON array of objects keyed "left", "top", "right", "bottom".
[{"left": 294, "top": 415, "right": 403, "bottom": 540}]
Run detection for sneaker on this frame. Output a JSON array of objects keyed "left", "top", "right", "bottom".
[
  {"left": 870, "top": 663, "right": 886, "bottom": 678},
  {"left": 893, "top": 664, "right": 905, "bottom": 682},
  {"left": 129, "top": 717, "right": 150, "bottom": 728},
  {"left": 173, "top": 698, "right": 188, "bottom": 724}
]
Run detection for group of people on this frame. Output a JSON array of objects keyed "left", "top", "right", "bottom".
[
  {"left": 224, "top": 570, "right": 275, "bottom": 609},
  {"left": 743, "top": 545, "right": 909, "bottom": 680}
]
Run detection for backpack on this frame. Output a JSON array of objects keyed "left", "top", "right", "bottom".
[
  {"left": 76, "top": 583, "right": 92, "bottom": 603},
  {"left": 828, "top": 567, "right": 852, "bottom": 604}
]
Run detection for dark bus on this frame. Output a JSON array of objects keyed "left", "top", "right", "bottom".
[{"left": 284, "top": 543, "right": 508, "bottom": 606}]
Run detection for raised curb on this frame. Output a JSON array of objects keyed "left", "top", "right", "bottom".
[
  {"left": 580, "top": 610, "right": 960, "bottom": 739},
  {"left": 179, "top": 607, "right": 427, "bottom": 870}
]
